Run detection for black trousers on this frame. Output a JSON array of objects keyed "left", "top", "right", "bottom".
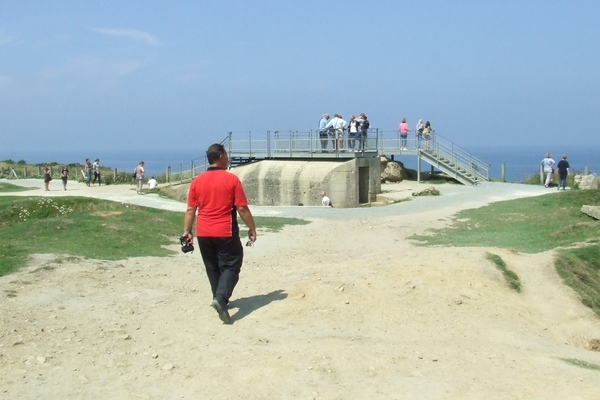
[
  {"left": 197, "top": 236, "right": 243, "bottom": 304},
  {"left": 93, "top": 172, "right": 101, "bottom": 184}
]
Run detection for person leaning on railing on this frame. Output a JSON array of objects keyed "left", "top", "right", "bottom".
[
  {"left": 398, "top": 118, "right": 409, "bottom": 150},
  {"left": 423, "top": 121, "right": 432, "bottom": 151},
  {"left": 318, "top": 114, "right": 330, "bottom": 152},
  {"left": 324, "top": 114, "right": 347, "bottom": 152},
  {"left": 356, "top": 113, "right": 369, "bottom": 151}
]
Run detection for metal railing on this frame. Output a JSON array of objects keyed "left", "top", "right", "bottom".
[
  {"left": 226, "top": 130, "right": 376, "bottom": 157},
  {"left": 166, "top": 129, "right": 490, "bottom": 185}
]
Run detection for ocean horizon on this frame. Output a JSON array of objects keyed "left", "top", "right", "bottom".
[{"left": 2, "top": 144, "right": 598, "bottom": 183}]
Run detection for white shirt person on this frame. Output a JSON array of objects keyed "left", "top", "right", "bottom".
[{"left": 321, "top": 191, "right": 332, "bottom": 207}]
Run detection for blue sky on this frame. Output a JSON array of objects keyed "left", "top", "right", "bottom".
[{"left": 1, "top": 0, "right": 599, "bottom": 156}]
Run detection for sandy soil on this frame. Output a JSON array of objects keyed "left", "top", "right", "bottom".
[{"left": 1, "top": 180, "right": 600, "bottom": 399}]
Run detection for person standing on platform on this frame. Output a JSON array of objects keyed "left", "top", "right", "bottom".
[
  {"left": 398, "top": 118, "right": 409, "bottom": 150},
  {"left": 416, "top": 119, "right": 424, "bottom": 148},
  {"left": 347, "top": 115, "right": 359, "bottom": 151},
  {"left": 318, "top": 114, "right": 330, "bottom": 152},
  {"left": 356, "top": 113, "right": 369, "bottom": 151},
  {"left": 324, "top": 114, "right": 347, "bottom": 152},
  {"left": 423, "top": 121, "right": 432, "bottom": 150}
]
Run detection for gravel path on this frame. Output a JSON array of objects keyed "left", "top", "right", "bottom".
[{"left": 2, "top": 179, "right": 553, "bottom": 219}]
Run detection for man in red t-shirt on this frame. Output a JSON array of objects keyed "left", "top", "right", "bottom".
[{"left": 182, "top": 144, "right": 257, "bottom": 324}]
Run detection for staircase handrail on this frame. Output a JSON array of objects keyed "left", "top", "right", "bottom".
[{"left": 427, "top": 132, "right": 490, "bottom": 181}]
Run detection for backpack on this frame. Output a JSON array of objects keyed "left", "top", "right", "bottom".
[{"left": 362, "top": 119, "right": 370, "bottom": 130}]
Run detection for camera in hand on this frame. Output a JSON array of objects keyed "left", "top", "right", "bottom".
[{"left": 180, "top": 236, "right": 194, "bottom": 253}]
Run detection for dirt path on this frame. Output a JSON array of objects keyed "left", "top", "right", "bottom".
[{"left": 1, "top": 180, "right": 599, "bottom": 399}]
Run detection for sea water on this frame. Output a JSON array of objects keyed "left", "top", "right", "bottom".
[
  {"left": 0, "top": 149, "right": 205, "bottom": 179},
  {"left": 399, "top": 145, "right": 599, "bottom": 182}
]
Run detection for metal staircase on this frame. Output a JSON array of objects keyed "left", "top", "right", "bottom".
[{"left": 416, "top": 134, "right": 489, "bottom": 185}]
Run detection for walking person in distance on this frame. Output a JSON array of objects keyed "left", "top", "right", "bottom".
[
  {"left": 84, "top": 158, "right": 92, "bottom": 187},
  {"left": 134, "top": 161, "right": 145, "bottom": 194},
  {"left": 181, "top": 143, "right": 257, "bottom": 324},
  {"left": 61, "top": 165, "right": 69, "bottom": 191},
  {"left": 43, "top": 163, "right": 51, "bottom": 191},
  {"left": 540, "top": 152, "right": 555, "bottom": 188},
  {"left": 556, "top": 154, "right": 570, "bottom": 190},
  {"left": 92, "top": 159, "right": 101, "bottom": 186}
]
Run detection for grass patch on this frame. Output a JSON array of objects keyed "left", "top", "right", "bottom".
[
  {"left": 411, "top": 189, "right": 600, "bottom": 253},
  {"left": 554, "top": 245, "right": 600, "bottom": 318},
  {"left": 560, "top": 358, "right": 600, "bottom": 372},
  {"left": 411, "top": 188, "right": 600, "bottom": 318},
  {"left": 0, "top": 182, "right": 36, "bottom": 193},
  {"left": 0, "top": 196, "right": 309, "bottom": 276},
  {"left": 485, "top": 252, "right": 521, "bottom": 292}
]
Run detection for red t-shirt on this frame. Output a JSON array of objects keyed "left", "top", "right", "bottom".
[{"left": 187, "top": 168, "right": 249, "bottom": 237}]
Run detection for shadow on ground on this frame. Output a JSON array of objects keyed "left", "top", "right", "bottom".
[{"left": 229, "top": 290, "right": 288, "bottom": 322}]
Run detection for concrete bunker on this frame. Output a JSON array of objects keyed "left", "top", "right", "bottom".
[{"left": 231, "top": 158, "right": 381, "bottom": 208}]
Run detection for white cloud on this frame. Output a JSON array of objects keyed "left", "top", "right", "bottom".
[
  {"left": 41, "top": 57, "right": 147, "bottom": 80},
  {"left": 89, "top": 27, "right": 160, "bottom": 46}
]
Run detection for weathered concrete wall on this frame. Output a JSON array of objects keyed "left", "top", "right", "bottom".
[{"left": 231, "top": 158, "right": 381, "bottom": 208}]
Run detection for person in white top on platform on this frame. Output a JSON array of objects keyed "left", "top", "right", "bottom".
[{"left": 324, "top": 114, "right": 347, "bottom": 152}]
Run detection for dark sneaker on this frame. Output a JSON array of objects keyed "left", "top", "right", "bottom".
[{"left": 211, "top": 298, "right": 231, "bottom": 324}]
